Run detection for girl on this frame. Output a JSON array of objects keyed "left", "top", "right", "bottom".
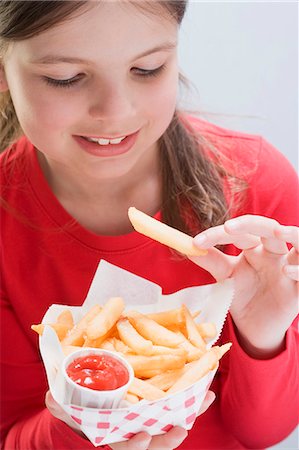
[{"left": 0, "top": 1, "right": 298, "bottom": 449}]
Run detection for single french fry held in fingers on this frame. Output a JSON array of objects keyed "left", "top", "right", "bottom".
[
  {"left": 128, "top": 206, "right": 208, "bottom": 256},
  {"left": 87, "top": 297, "right": 125, "bottom": 340},
  {"left": 126, "top": 310, "right": 185, "bottom": 348},
  {"left": 128, "top": 377, "right": 166, "bottom": 401}
]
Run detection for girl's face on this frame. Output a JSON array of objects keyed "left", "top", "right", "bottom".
[{"left": 1, "top": 1, "right": 179, "bottom": 181}]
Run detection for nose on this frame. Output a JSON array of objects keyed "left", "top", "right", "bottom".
[{"left": 88, "top": 81, "right": 135, "bottom": 121}]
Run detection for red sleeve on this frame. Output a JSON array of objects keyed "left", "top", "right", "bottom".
[
  {"left": 219, "top": 137, "right": 299, "bottom": 447},
  {"left": 219, "top": 315, "right": 299, "bottom": 448}
]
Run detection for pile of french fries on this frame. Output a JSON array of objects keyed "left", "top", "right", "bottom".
[{"left": 32, "top": 297, "right": 231, "bottom": 403}]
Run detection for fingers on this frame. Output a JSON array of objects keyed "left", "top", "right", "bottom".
[
  {"left": 283, "top": 264, "right": 299, "bottom": 281},
  {"left": 110, "top": 427, "right": 188, "bottom": 450},
  {"left": 110, "top": 432, "right": 152, "bottom": 450},
  {"left": 193, "top": 224, "right": 260, "bottom": 250},
  {"left": 224, "top": 216, "right": 288, "bottom": 254},
  {"left": 275, "top": 225, "right": 299, "bottom": 252},
  {"left": 148, "top": 426, "right": 188, "bottom": 450},
  {"left": 189, "top": 247, "right": 235, "bottom": 282},
  {"left": 193, "top": 215, "right": 292, "bottom": 254},
  {"left": 197, "top": 390, "right": 216, "bottom": 416},
  {"left": 275, "top": 225, "right": 299, "bottom": 280}
]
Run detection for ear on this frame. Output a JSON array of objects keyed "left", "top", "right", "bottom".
[{"left": 0, "top": 64, "right": 9, "bottom": 92}]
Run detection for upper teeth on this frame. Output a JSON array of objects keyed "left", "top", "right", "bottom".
[{"left": 86, "top": 136, "right": 126, "bottom": 145}]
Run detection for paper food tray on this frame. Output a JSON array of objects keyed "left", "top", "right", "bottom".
[{"left": 40, "top": 260, "right": 234, "bottom": 446}]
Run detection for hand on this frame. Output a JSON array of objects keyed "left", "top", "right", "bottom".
[
  {"left": 110, "top": 390, "right": 215, "bottom": 449},
  {"left": 191, "top": 215, "right": 299, "bottom": 358},
  {"left": 45, "top": 391, "right": 84, "bottom": 435}
]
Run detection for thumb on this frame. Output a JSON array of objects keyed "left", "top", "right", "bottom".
[{"left": 110, "top": 432, "right": 152, "bottom": 450}]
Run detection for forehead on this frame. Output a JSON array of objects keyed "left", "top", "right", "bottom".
[{"left": 9, "top": 1, "right": 178, "bottom": 64}]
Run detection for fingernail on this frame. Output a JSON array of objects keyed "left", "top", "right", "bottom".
[
  {"left": 284, "top": 265, "right": 297, "bottom": 275},
  {"left": 169, "top": 428, "right": 188, "bottom": 446},
  {"left": 225, "top": 219, "right": 239, "bottom": 230},
  {"left": 194, "top": 235, "right": 207, "bottom": 246}
]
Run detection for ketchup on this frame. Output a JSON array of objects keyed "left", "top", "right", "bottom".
[{"left": 66, "top": 354, "right": 129, "bottom": 391}]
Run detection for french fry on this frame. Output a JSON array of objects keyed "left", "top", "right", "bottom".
[
  {"left": 61, "top": 304, "right": 102, "bottom": 346},
  {"left": 147, "top": 368, "right": 186, "bottom": 390},
  {"left": 125, "top": 393, "right": 140, "bottom": 404},
  {"left": 87, "top": 297, "right": 125, "bottom": 340},
  {"left": 150, "top": 345, "right": 187, "bottom": 357},
  {"left": 31, "top": 323, "right": 71, "bottom": 341},
  {"left": 128, "top": 207, "right": 207, "bottom": 256},
  {"left": 167, "top": 343, "right": 231, "bottom": 394},
  {"left": 128, "top": 377, "right": 166, "bottom": 401},
  {"left": 175, "top": 331, "right": 204, "bottom": 362},
  {"left": 83, "top": 324, "right": 117, "bottom": 348},
  {"left": 125, "top": 353, "right": 186, "bottom": 378},
  {"left": 197, "top": 322, "right": 217, "bottom": 340},
  {"left": 33, "top": 294, "right": 232, "bottom": 406},
  {"left": 116, "top": 317, "right": 153, "bottom": 355},
  {"left": 134, "top": 368, "right": 165, "bottom": 379},
  {"left": 112, "top": 337, "right": 134, "bottom": 354},
  {"left": 146, "top": 308, "right": 186, "bottom": 328},
  {"left": 167, "top": 349, "right": 218, "bottom": 394},
  {"left": 212, "top": 343, "right": 232, "bottom": 359},
  {"left": 126, "top": 311, "right": 185, "bottom": 348},
  {"left": 56, "top": 309, "right": 74, "bottom": 328},
  {"left": 99, "top": 337, "right": 118, "bottom": 352},
  {"left": 183, "top": 304, "right": 206, "bottom": 351}
]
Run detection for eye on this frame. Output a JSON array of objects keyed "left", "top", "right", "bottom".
[
  {"left": 43, "top": 74, "right": 83, "bottom": 88},
  {"left": 131, "top": 65, "right": 166, "bottom": 78}
]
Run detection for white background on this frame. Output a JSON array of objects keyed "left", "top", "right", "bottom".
[
  {"left": 178, "top": 2, "right": 298, "bottom": 449},
  {"left": 178, "top": 1, "right": 298, "bottom": 170}
]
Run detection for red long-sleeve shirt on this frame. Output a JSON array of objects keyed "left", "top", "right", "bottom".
[{"left": 1, "top": 117, "right": 298, "bottom": 449}]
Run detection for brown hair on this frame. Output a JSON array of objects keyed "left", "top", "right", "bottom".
[{"left": 0, "top": 0, "right": 233, "bottom": 234}]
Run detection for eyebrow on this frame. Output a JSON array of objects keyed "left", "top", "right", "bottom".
[{"left": 31, "top": 42, "right": 177, "bottom": 65}]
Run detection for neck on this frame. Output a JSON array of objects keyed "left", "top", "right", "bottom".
[{"left": 37, "top": 149, "right": 162, "bottom": 235}]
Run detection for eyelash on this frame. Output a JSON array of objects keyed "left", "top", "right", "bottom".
[
  {"left": 132, "top": 64, "right": 166, "bottom": 78},
  {"left": 44, "top": 75, "right": 81, "bottom": 88},
  {"left": 43, "top": 65, "right": 166, "bottom": 89}
]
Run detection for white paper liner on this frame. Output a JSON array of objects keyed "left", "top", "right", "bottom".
[{"left": 39, "top": 260, "right": 234, "bottom": 446}]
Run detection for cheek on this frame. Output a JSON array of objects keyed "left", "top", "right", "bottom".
[
  {"left": 143, "top": 73, "right": 178, "bottom": 118},
  {"left": 8, "top": 75, "right": 77, "bottom": 132}
]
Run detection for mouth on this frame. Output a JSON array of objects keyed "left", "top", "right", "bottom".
[
  {"left": 82, "top": 135, "right": 127, "bottom": 146},
  {"left": 74, "top": 130, "right": 139, "bottom": 157}
]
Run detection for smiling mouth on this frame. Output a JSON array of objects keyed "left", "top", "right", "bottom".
[{"left": 83, "top": 135, "right": 127, "bottom": 145}]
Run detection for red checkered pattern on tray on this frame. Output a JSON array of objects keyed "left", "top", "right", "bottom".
[{"left": 63, "top": 371, "right": 215, "bottom": 447}]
